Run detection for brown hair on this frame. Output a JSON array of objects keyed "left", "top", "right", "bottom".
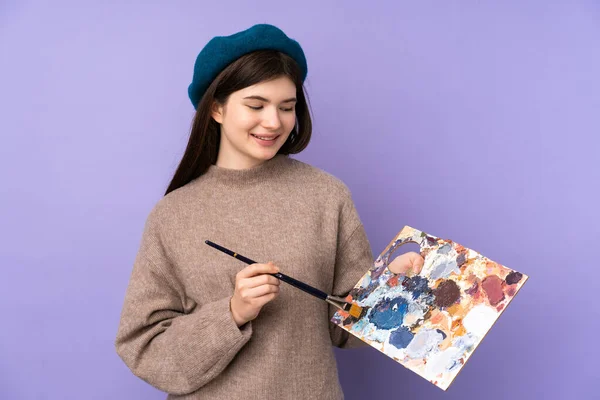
[{"left": 165, "top": 50, "right": 312, "bottom": 195}]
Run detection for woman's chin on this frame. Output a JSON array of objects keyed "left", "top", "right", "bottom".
[{"left": 248, "top": 144, "right": 281, "bottom": 159}]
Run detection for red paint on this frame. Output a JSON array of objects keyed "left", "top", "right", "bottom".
[
  {"left": 505, "top": 286, "right": 516, "bottom": 297},
  {"left": 482, "top": 275, "right": 505, "bottom": 306}
]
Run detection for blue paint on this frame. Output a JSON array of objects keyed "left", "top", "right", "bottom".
[
  {"left": 349, "top": 317, "right": 370, "bottom": 335},
  {"left": 389, "top": 326, "right": 414, "bottom": 349},
  {"left": 438, "top": 243, "right": 452, "bottom": 254},
  {"left": 371, "top": 264, "right": 387, "bottom": 280},
  {"left": 352, "top": 281, "right": 379, "bottom": 301},
  {"left": 403, "top": 276, "right": 430, "bottom": 299},
  {"left": 368, "top": 297, "right": 408, "bottom": 330},
  {"left": 430, "top": 259, "right": 460, "bottom": 280}
]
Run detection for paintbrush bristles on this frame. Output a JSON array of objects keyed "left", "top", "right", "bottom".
[{"left": 348, "top": 303, "right": 364, "bottom": 319}]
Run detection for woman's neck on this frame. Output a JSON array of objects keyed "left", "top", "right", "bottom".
[{"left": 215, "top": 151, "right": 273, "bottom": 170}]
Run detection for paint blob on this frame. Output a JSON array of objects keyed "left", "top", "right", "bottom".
[
  {"left": 433, "top": 280, "right": 461, "bottom": 308},
  {"left": 482, "top": 275, "right": 504, "bottom": 306},
  {"left": 389, "top": 326, "right": 414, "bottom": 349},
  {"left": 369, "top": 297, "right": 408, "bottom": 330}
]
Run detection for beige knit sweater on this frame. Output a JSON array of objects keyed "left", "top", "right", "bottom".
[{"left": 115, "top": 154, "right": 374, "bottom": 399}]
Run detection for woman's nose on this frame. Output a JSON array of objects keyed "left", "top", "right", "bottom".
[{"left": 261, "top": 107, "right": 282, "bottom": 130}]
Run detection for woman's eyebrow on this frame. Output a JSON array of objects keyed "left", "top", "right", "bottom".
[{"left": 243, "top": 95, "right": 297, "bottom": 103}]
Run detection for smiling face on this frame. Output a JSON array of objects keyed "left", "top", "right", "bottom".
[{"left": 211, "top": 76, "right": 297, "bottom": 169}]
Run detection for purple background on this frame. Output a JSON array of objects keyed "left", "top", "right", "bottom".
[{"left": 1, "top": 1, "right": 598, "bottom": 399}]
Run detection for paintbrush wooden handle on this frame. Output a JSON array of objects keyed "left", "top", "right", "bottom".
[
  {"left": 204, "top": 240, "right": 329, "bottom": 301},
  {"left": 272, "top": 272, "right": 328, "bottom": 301}
]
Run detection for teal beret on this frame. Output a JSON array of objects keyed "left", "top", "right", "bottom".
[{"left": 187, "top": 24, "right": 308, "bottom": 109}]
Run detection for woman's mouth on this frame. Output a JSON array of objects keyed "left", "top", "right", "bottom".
[{"left": 251, "top": 134, "right": 280, "bottom": 146}]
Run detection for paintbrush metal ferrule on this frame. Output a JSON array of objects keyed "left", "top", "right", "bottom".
[
  {"left": 326, "top": 296, "right": 366, "bottom": 319},
  {"left": 325, "top": 295, "right": 348, "bottom": 310}
]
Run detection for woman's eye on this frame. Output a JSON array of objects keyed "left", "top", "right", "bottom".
[{"left": 247, "top": 105, "right": 294, "bottom": 112}]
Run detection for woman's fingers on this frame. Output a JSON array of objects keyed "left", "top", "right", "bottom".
[
  {"left": 240, "top": 273, "right": 281, "bottom": 289},
  {"left": 230, "top": 261, "right": 281, "bottom": 326},
  {"left": 236, "top": 261, "right": 279, "bottom": 280},
  {"left": 388, "top": 252, "right": 424, "bottom": 275},
  {"left": 410, "top": 252, "right": 424, "bottom": 274},
  {"left": 242, "top": 283, "right": 280, "bottom": 300}
]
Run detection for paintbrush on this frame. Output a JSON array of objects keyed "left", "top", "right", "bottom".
[{"left": 205, "top": 240, "right": 365, "bottom": 319}]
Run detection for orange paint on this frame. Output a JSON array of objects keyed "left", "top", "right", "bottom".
[
  {"left": 447, "top": 303, "right": 463, "bottom": 315},
  {"left": 453, "top": 325, "right": 467, "bottom": 337},
  {"left": 430, "top": 310, "right": 444, "bottom": 324}
]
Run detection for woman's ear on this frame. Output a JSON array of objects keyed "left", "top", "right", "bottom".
[{"left": 211, "top": 101, "right": 224, "bottom": 124}]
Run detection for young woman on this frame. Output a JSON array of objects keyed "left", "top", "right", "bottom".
[{"left": 115, "top": 24, "right": 423, "bottom": 400}]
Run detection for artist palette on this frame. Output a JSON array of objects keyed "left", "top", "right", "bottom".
[{"left": 331, "top": 226, "right": 528, "bottom": 390}]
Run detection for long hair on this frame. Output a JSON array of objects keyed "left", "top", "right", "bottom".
[{"left": 165, "top": 50, "right": 312, "bottom": 196}]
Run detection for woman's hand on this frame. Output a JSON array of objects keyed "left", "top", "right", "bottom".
[
  {"left": 230, "top": 261, "right": 281, "bottom": 327},
  {"left": 388, "top": 252, "right": 424, "bottom": 276}
]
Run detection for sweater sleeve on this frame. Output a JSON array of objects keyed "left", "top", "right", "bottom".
[
  {"left": 115, "top": 207, "right": 252, "bottom": 395},
  {"left": 328, "top": 189, "right": 374, "bottom": 349}
]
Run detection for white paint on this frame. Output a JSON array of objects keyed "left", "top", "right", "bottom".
[
  {"left": 423, "top": 252, "right": 460, "bottom": 279},
  {"left": 453, "top": 332, "right": 477, "bottom": 352},
  {"left": 424, "top": 347, "right": 462, "bottom": 378},
  {"left": 462, "top": 304, "right": 498, "bottom": 337},
  {"left": 406, "top": 328, "right": 445, "bottom": 359},
  {"left": 366, "top": 328, "right": 390, "bottom": 343}
]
